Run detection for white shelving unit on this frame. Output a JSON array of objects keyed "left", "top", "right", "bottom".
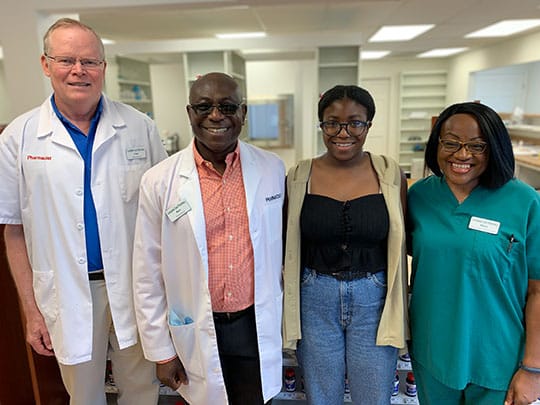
[
  {"left": 316, "top": 46, "right": 361, "bottom": 154},
  {"left": 317, "top": 46, "right": 360, "bottom": 96},
  {"left": 399, "top": 71, "right": 447, "bottom": 176},
  {"left": 115, "top": 56, "right": 154, "bottom": 118}
]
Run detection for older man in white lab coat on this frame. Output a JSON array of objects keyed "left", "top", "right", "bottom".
[
  {"left": 0, "top": 18, "right": 166, "bottom": 404},
  {"left": 133, "top": 72, "right": 285, "bottom": 404}
]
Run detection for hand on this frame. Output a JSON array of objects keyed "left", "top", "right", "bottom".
[
  {"left": 504, "top": 368, "right": 540, "bottom": 405},
  {"left": 25, "top": 311, "right": 54, "bottom": 356},
  {"left": 156, "top": 357, "right": 188, "bottom": 390}
]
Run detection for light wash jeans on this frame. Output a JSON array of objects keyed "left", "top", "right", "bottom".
[{"left": 297, "top": 268, "right": 397, "bottom": 405}]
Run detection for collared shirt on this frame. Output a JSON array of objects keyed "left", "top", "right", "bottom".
[
  {"left": 193, "top": 143, "right": 254, "bottom": 312},
  {"left": 52, "top": 95, "right": 104, "bottom": 272}
]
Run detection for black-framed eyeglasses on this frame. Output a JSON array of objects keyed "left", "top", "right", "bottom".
[
  {"left": 44, "top": 54, "right": 104, "bottom": 69},
  {"left": 320, "top": 120, "right": 371, "bottom": 137},
  {"left": 189, "top": 103, "right": 242, "bottom": 116},
  {"left": 439, "top": 138, "right": 488, "bottom": 154}
]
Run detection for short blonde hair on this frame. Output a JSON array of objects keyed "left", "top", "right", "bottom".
[{"left": 43, "top": 17, "right": 105, "bottom": 58}]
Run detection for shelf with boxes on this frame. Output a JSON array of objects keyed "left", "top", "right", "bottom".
[
  {"left": 399, "top": 71, "right": 447, "bottom": 176},
  {"left": 105, "top": 354, "right": 419, "bottom": 404},
  {"left": 115, "top": 56, "right": 154, "bottom": 118},
  {"left": 277, "top": 351, "right": 418, "bottom": 404}
]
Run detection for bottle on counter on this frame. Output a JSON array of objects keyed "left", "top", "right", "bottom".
[
  {"left": 284, "top": 367, "right": 296, "bottom": 392},
  {"left": 392, "top": 370, "right": 400, "bottom": 396},
  {"left": 405, "top": 371, "right": 417, "bottom": 397}
]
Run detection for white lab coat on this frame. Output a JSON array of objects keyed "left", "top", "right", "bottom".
[
  {"left": 133, "top": 140, "right": 285, "bottom": 404},
  {"left": 0, "top": 95, "right": 167, "bottom": 365}
]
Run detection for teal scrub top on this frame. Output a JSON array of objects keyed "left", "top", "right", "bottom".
[{"left": 408, "top": 176, "right": 540, "bottom": 391}]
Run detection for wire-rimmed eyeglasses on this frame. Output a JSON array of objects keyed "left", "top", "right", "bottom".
[{"left": 44, "top": 54, "right": 104, "bottom": 69}]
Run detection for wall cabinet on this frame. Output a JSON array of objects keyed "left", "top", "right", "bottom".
[
  {"left": 0, "top": 224, "right": 69, "bottom": 405},
  {"left": 116, "top": 56, "right": 154, "bottom": 118},
  {"left": 399, "top": 71, "right": 447, "bottom": 175}
]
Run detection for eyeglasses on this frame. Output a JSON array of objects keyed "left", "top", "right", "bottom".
[
  {"left": 320, "top": 120, "right": 371, "bottom": 137},
  {"left": 189, "top": 103, "right": 242, "bottom": 116},
  {"left": 45, "top": 54, "right": 104, "bottom": 70},
  {"left": 439, "top": 138, "right": 488, "bottom": 154}
]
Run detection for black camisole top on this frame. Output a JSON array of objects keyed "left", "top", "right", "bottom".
[{"left": 300, "top": 193, "right": 389, "bottom": 275}]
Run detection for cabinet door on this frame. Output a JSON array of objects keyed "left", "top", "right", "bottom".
[{"left": 0, "top": 224, "right": 69, "bottom": 405}]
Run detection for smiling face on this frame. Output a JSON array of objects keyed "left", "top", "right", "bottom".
[
  {"left": 41, "top": 25, "right": 105, "bottom": 118},
  {"left": 321, "top": 97, "right": 371, "bottom": 163},
  {"left": 187, "top": 73, "right": 246, "bottom": 162},
  {"left": 437, "top": 113, "right": 489, "bottom": 196}
]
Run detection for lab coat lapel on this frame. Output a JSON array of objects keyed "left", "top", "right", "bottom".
[
  {"left": 239, "top": 141, "right": 259, "bottom": 217},
  {"left": 38, "top": 99, "right": 77, "bottom": 151},
  {"left": 93, "top": 96, "right": 123, "bottom": 152},
  {"left": 177, "top": 143, "right": 209, "bottom": 272}
]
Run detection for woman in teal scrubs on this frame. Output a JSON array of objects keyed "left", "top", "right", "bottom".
[{"left": 407, "top": 102, "right": 540, "bottom": 405}]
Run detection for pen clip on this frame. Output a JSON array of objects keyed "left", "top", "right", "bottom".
[{"left": 507, "top": 234, "right": 515, "bottom": 253}]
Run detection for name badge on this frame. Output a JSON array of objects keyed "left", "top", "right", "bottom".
[
  {"left": 166, "top": 200, "right": 191, "bottom": 222},
  {"left": 126, "top": 147, "right": 147, "bottom": 160},
  {"left": 468, "top": 216, "right": 500, "bottom": 235}
]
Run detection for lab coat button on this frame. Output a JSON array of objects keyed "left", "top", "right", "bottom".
[
  {"left": 76, "top": 189, "right": 83, "bottom": 196},
  {"left": 78, "top": 258, "right": 86, "bottom": 264},
  {"left": 77, "top": 223, "right": 84, "bottom": 230}
]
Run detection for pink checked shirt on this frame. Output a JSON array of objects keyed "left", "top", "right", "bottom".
[{"left": 193, "top": 143, "right": 255, "bottom": 313}]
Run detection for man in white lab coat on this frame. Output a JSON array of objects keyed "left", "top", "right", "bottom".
[
  {"left": 133, "top": 72, "right": 285, "bottom": 404},
  {"left": 0, "top": 18, "right": 167, "bottom": 404}
]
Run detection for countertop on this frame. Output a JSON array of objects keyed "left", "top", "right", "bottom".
[{"left": 515, "top": 154, "right": 540, "bottom": 170}]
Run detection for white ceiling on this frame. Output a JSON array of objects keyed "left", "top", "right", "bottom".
[{"left": 75, "top": 0, "right": 540, "bottom": 61}]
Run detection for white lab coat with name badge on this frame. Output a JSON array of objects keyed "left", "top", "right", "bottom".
[
  {"left": 0, "top": 95, "right": 167, "bottom": 365},
  {"left": 133, "top": 140, "right": 285, "bottom": 404}
]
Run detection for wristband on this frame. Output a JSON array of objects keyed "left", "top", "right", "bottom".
[{"left": 519, "top": 361, "right": 540, "bottom": 374}]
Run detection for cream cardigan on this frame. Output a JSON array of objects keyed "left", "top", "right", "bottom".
[{"left": 282, "top": 154, "right": 409, "bottom": 350}]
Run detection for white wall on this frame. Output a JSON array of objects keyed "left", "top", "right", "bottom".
[
  {"left": 246, "top": 59, "right": 317, "bottom": 169},
  {"left": 447, "top": 29, "right": 540, "bottom": 104},
  {"left": 526, "top": 62, "right": 540, "bottom": 114},
  {"left": 150, "top": 62, "right": 191, "bottom": 148},
  {"left": 0, "top": 63, "right": 11, "bottom": 124},
  {"left": 469, "top": 64, "right": 529, "bottom": 113}
]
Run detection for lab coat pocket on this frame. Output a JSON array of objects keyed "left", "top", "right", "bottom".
[
  {"left": 32, "top": 270, "right": 58, "bottom": 325},
  {"left": 169, "top": 320, "right": 204, "bottom": 379},
  {"left": 118, "top": 162, "right": 151, "bottom": 202}
]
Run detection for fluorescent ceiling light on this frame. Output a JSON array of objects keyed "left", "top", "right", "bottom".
[
  {"left": 0, "top": 47, "right": 3, "bottom": 59},
  {"left": 215, "top": 32, "right": 266, "bottom": 39},
  {"left": 102, "top": 38, "right": 116, "bottom": 45},
  {"left": 418, "top": 47, "right": 468, "bottom": 58},
  {"left": 360, "top": 50, "right": 390, "bottom": 60},
  {"left": 369, "top": 25, "right": 434, "bottom": 42},
  {"left": 466, "top": 19, "right": 540, "bottom": 38}
]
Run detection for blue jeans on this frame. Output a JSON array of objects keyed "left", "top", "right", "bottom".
[{"left": 297, "top": 268, "right": 397, "bottom": 405}]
